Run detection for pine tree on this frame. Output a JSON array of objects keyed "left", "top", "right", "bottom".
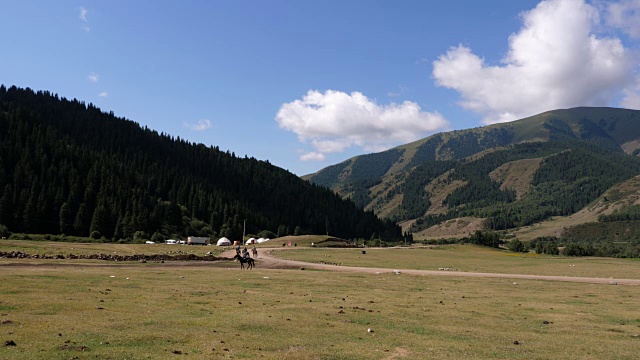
[
  {"left": 73, "top": 203, "right": 89, "bottom": 236},
  {"left": 90, "top": 204, "right": 112, "bottom": 239},
  {"left": 59, "top": 202, "right": 74, "bottom": 234}
]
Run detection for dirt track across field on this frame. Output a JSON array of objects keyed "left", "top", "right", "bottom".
[
  {"left": 3, "top": 247, "right": 639, "bottom": 285},
  {"left": 226, "top": 248, "right": 640, "bottom": 286}
]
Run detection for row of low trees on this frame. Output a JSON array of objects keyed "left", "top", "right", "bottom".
[
  {"left": 412, "top": 231, "right": 639, "bottom": 259},
  {"left": 438, "top": 232, "right": 640, "bottom": 258},
  {"left": 0, "top": 85, "right": 402, "bottom": 242},
  {"left": 515, "top": 234, "right": 640, "bottom": 258}
]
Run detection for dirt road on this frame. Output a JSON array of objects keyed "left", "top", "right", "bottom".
[
  {"left": 4, "top": 247, "right": 638, "bottom": 285},
  {"left": 226, "top": 248, "right": 640, "bottom": 286}
]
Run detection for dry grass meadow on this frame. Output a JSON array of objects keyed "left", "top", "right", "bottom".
[
  {"left": 1, "top": 240, "right": 639, "bottom": 359},
  {"left": 273, "top": 245, "right": 640, "bottom": 279}
]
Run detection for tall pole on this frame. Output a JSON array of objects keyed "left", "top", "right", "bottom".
[
  {"left": 325, "top": 216, "right": 328, "bottom": 236},
  {"left": 243, "top": 219, "right": 246, "bottom": 244}
]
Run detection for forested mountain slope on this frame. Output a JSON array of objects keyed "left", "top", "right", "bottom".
[
  {"left": 304, "top": 107, "right": 640, "bottom": 237},
  {"left": 0, "top": 85, "right": 400, "bottom": 241}
]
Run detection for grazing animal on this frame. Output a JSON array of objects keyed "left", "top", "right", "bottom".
[{"left": 233, "top": 254, "right": 255, "bottom": 270}]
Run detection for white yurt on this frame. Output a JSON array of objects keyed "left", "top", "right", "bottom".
[
  {"left": 245, "top": 238, "right": 256, "bottom": 245},
  {"left": 256, "top": 237, "right": 266, "bottom": 243},
  {"left": 216, "top": 237, "right": 232, "bottom": 246}
]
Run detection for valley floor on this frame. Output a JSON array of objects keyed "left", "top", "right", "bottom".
[{"left": 225, "top": 248, "right": 640, "bottom": 285}]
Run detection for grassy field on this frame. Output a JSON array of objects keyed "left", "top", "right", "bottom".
[
  {"left": 1, "top": 240, "right": 639, "bottom": 359},
  {"left": 0, "top": 239, "right": 227, "bottom": 257},
  {"left": 273, "top": 245, "right": 640, "bottom": 279}
]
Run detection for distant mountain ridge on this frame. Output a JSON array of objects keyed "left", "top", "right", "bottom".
[
  {"left": 0, "top": 85, "right": 401, "bottom": 241},
  {"left": 304, "top": 107, "right": 640, "bottom": 238},
  {"left": 305, "top": 107, "right": 640, "bottom": 187}
]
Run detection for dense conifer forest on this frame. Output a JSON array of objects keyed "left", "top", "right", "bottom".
[{"left": 0, "top": 85, "right": 401, "bottom": 242}]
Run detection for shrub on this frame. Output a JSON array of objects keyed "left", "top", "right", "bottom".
[
  {"left": 465, "top": 231, "right": 503, "bottom": 248},
  {"left": 0, "top": 224, "right": 10, "bottom": 238},
  {"left": 151, "top": 232, "right": 165, "bottom": 243},
  {"left": 507, "top": 239, "right": 529, "bottom": 253},
  {"left": 9, "top": 233, "right": 31, "bottom": 240},
  {"left": 133, "top": 231, "right": 149, "bottom": 242},
  {"left": 562, "top": 243, "right": 596, "bottom": 256},
  {"left": 544, "top": 242, "right": 560, "bottom": 255}
]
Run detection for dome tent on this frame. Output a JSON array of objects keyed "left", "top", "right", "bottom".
[{"left": 216, "top": 237, "right": 232, "bottom": 246}]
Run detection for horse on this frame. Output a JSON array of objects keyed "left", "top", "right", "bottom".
[
  {"left": 252, "top": 247, "right": 258, "bottom": 258},
  {"left": 233, "top": 254, "right": 255, "bottom": 270}
]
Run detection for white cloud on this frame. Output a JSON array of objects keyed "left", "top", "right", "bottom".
[
  {"left": 300, "top": 152, "right": 326, "bottom": 162},
  {"left": 621, "top": 77, "right": 640, "bottom": 108},
  {"left": 606, "top": 0, "right": 640, "bottom": 38},
  {"left": 79, "top": 7, "right": 88, "bottom": 21},
  {"left": 276, "top": 89, "right": 449, "bottom": 159},
  {"left": 79, "top": 7, "right": 90, "bottom": 31},
  {"left": 88, "top": 73, "right": 99, "bottom": 83},
  {"left": 433, "top": 0, "right": 638, "bottom": 123},
  {"left": 310, "top": 139, "right": 350, "bottom": 153},
  {"left": 185, "top": 119, "right": 212, "bottom": 131},
  {"left": 98, "top": 91, "right": 108, "bottom": 97}
]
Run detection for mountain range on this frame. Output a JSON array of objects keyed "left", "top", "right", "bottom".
[
  {"left": 4, "top": 84, "right": 640, "bottom": 248},
  {"left": 304, "top": 107, "right": 640, "bottom": 242}
]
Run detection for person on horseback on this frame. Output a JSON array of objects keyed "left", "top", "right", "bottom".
[
  {"left": 242, "top": 247, "right": 249, "bottom": 259},
  {"left": 233, "top": 253, "right": 255, "bottom": 269},
  {"left": 252, "top": 246, "right": 258, "bottom": 258}
]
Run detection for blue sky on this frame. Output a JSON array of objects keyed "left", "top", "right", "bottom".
[{"left": 2, "top": 0, "right": 639, "bottom": 175}]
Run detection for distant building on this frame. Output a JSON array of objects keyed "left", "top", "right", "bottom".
[{"left": 187, "top": 236, "right": 210, "bottom": 245}]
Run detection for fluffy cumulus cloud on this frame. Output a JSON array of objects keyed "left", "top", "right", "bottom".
[
  {"left": 276, "top": 90, "right": 449, "bottom": 161},
  {"left": 98, "top": 91, "right": 108, "bottom": 97},
  {"left": 185, "top": 119, "right": 212, "bottom": 131},
  {"left": 88, "top": 73, "right": 99, "bottom": 83},
  {"left": 433, "top": 0, "right": 640, "bottom": 124}
]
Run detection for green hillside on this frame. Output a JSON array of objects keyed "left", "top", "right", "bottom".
[
  {"left": 0, "top": 85, "right": 401, "bottom": 242},
  {"left": 308, "top": 107, "right": 640, "bottom": 189},
  {"left": 305, "top": 107, "right": 640, "bottom": 240}
]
